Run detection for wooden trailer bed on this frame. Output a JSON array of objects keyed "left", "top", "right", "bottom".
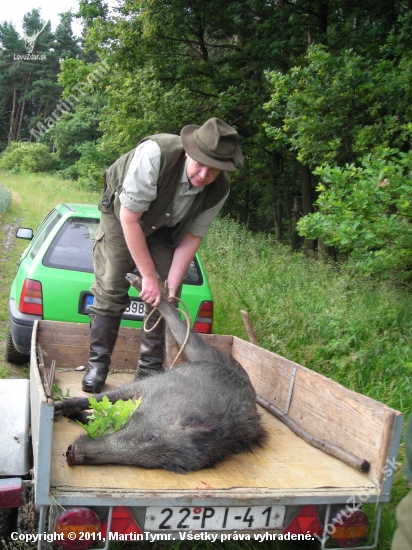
[{"left": 33, "top": 320, "right": 402, "bottom": 505}]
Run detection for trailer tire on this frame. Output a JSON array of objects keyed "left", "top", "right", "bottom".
[
  {"left": 5, "top": 330, "right": 29, "bottom": 364},
  {"left": 0, "top": 508, "right": 18, "bottom": 539}
]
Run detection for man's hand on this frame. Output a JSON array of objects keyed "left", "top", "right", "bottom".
[{"left": 140, "top": 274, "right": 162, "bottom": 306}]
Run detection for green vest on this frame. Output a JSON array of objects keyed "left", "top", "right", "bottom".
[{"left": 101, "top": 134, "right": 230, "bottom": 246}]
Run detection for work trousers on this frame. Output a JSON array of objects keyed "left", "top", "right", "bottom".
[
  {"left": 88, "top": 207, "right": 179, "bottom": 317},
  {"left": 391, "top": 490, "right": 412, "bottom": 550}
]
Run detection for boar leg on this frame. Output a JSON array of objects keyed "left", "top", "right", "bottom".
[{"left": 54, "top": 383, "right": 141, "bottom": 417}]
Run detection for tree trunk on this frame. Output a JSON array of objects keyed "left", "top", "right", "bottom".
[
  {"left": 318, "top": 239, "right": 335, "bottom": 261},
  {"left": 17, "top": 72, "right": 32, "bottom": 140},
  {"left": 301, "top": 163, "right": 315, "bottom": 254},
  {"left": 8, "top": 87, "right": 17, "bottom": 144},
  {"left": 16, "top": 99, "right": 26, "bottom": 141},
  {"left": 318, "top": 0, "right": 328, "bottom": 41},
  {"left": 273, "top": 200, "right": 282, "bottom": 241},
  {"left": 288, "top": 195, "right": 301, "bottom": 250}
]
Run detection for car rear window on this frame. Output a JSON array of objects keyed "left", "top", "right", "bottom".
[
  {"left": 43, "top": 217, "right": 98, "bottom": 272},
  {"left": 183, "top": 259, "right": 203, "bottom": 285},
  {"left": 43, "top": 216, "right": 204, "bottom": 284},
  {"left": 29, "top": 210, "right": 63, "bottom": 260}
]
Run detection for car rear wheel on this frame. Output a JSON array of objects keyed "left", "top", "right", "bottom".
[{"left": 5, "top": 330, "right": 29, "bottom": 364}]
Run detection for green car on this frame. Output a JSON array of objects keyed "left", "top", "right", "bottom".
[{"left": 7, "top": 203, "right": 214, "bottom": 363}]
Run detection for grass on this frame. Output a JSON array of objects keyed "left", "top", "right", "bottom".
[
  {"left": 0, "top": 172, "right": 99, "bottom": 378},
  {"left": 200, "top": 217, "right": 412, "bottom": 550},
  {"left": 201, "top": 217, "right": 412, "bottom": 415},
  {"left": 1, "top": 172, "right": 411, "bottom": 550},
  {"left": 0, "top": 183, "right": 11, "bottom": 213}
]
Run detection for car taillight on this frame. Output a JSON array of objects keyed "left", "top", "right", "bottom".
[
  {"left": 54, "top": 508, "right": 101, "bottom": 550},
  {"left": 283, "top": 505, "right": 323, "bottom": 538},
  {"left": 19, "top": 279, "right": 43, "bottom": 316},
  {"left": 101, "top": 506, "right": 141, "bottom": 539},
  {"left": 330, "top": 508, "right": 368, "bottom": 547},
  {"left": 193, "top": 301, "right": 213, "bottom": 333},
  {"left": 0, "top": 478, "right": 26, "bottom": 508}
]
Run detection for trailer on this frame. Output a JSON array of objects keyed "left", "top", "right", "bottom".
[{"left": 0, "top": 319, "right": 403, "bottom": 549}]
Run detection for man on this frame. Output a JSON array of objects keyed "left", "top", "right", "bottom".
[
  {"left": 82, "top": 117, "right": 243, "bottom": 393},
  {"left": 391, "top": 412, "right": 412, "bottom": 550}
]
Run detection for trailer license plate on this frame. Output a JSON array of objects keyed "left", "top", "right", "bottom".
[{"left": 144, "top": 505, "right": 286, "bottom": 531}]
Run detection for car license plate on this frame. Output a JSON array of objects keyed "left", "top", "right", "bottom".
[
  {"left": 123, "top": 298, "right": 145, "bottom": 320},
  {"left": 83, "top": 294, "right": 145, "bottom": 320},
  {"left": 144, "top": 505, "right": 285, "bottom": 531}
]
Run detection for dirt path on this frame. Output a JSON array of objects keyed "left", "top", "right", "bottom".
[{"left": 0, "top": 218, "right": 29, "bottom": 378}]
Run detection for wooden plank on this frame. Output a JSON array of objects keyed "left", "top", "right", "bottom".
[
  {"left": 231, "top": 337, "right": 296, "bottom": 415},
  {"left": 232, "top": 336, "right": 401, "bottom": 486},
  {"left": 288, "top": 368, "right": 398, "bottom": 485},
  {"left": 37, "top": 321, "right": 233, "bottom": 372},
  {"left": 50, "top": 371, "right": 374, "bottom": 495},
  {"left": 37, "top": 321, "right": 141, "bottom": 372},
  {"left": 30, "top": 322, "right": 55, "bottom": 504}
]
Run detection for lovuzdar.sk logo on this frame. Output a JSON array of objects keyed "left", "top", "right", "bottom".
[{"left": 14, "top": 21, "right": 48, "bottom": 61}]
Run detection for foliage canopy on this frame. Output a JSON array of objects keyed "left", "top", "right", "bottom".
[{"left": 2, "top": 0, "right": 412, "bottom": 280}]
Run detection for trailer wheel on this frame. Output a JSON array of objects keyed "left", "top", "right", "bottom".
[
  {"left": 5, "top": 330, "right": 29, "bottom": 364},
  {"left": 0, "top": 508, "right": 18, "bottom": 539}
]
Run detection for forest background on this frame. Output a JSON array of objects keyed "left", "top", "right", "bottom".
[
  {"left": 1, "top": 0, "right": 412, "bottom": 282},
  {"left": 1, "top": 2, "right": 412, "bottom": 548}
]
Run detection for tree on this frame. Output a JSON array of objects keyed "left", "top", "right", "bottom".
[
  {"left": 265, "top": 12, "right": 412, "bottom": 277},
  {"left": 0, "top": 9, "right": 81, "bottom": 150},
  {"left": 53, "top": 0, "right": 412, "bottom": 267},
  {"left": 298, "top": 149, "right": 412, "bottom": 280}
]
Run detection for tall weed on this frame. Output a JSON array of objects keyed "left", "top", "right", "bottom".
[{"left": 201, "top": 217, "right": 412, "bottom": 414}]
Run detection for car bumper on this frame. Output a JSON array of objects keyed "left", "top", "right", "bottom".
[{"left": 8, "top": 298, "right": 41, "bottom": 355}]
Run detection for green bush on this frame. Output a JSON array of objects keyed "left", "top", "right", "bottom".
[
  {"left": 73, "top": 140, "right": 117, "bottom": 191},
  {"left": 0, "top": 183, "right": 11, "bottom": 213},
  {"left": 0, "top": 142, "right": 54, "bottom": 173},
  {"left": 297, "top": 148, "right": 412, "bottom": 281}
]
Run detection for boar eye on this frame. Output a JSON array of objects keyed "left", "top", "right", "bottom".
[{"left": 142, "top": 433, "right": 156, "bottom": 442}]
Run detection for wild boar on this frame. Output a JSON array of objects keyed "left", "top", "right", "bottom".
[{"left": 54, "top": 273, "right": 267, "bottom": 473}]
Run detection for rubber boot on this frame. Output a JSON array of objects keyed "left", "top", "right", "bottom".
[
  {"left": 82, "top": 313, "right": 122, "bottom": 393},
  {"left": 134, "top": 308, "right": 166, "bottom": 380}
]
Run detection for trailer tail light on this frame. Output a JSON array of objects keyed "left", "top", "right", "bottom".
[
  {"left": 54, "top": 508, "right": 101, "bottom": 550},
  {"left": 330, "top": 508, "right": 368, "bottom": 547},
  {"left": 193, "top": 301, "right": 213, "bottom": 333},
  {"left": 283, "top": 505, "right": 323, "bottom": 538},
  {"left": 101, "top": 506, "right": 142, "bottom": 539},
  {"left": 19, "top": 279, "right": 43, "bottom": 316}
]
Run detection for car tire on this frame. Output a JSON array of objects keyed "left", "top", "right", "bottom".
[
  {"left": 5, "top": 330, "right": 29, "bottom": 364},
  {"left": 0, "top": 507, "right": 18, "bottom": 539}
]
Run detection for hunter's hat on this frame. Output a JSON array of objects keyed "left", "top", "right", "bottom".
[{"left": 181, "top": 117, "right": 244, "bottom": 171}]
